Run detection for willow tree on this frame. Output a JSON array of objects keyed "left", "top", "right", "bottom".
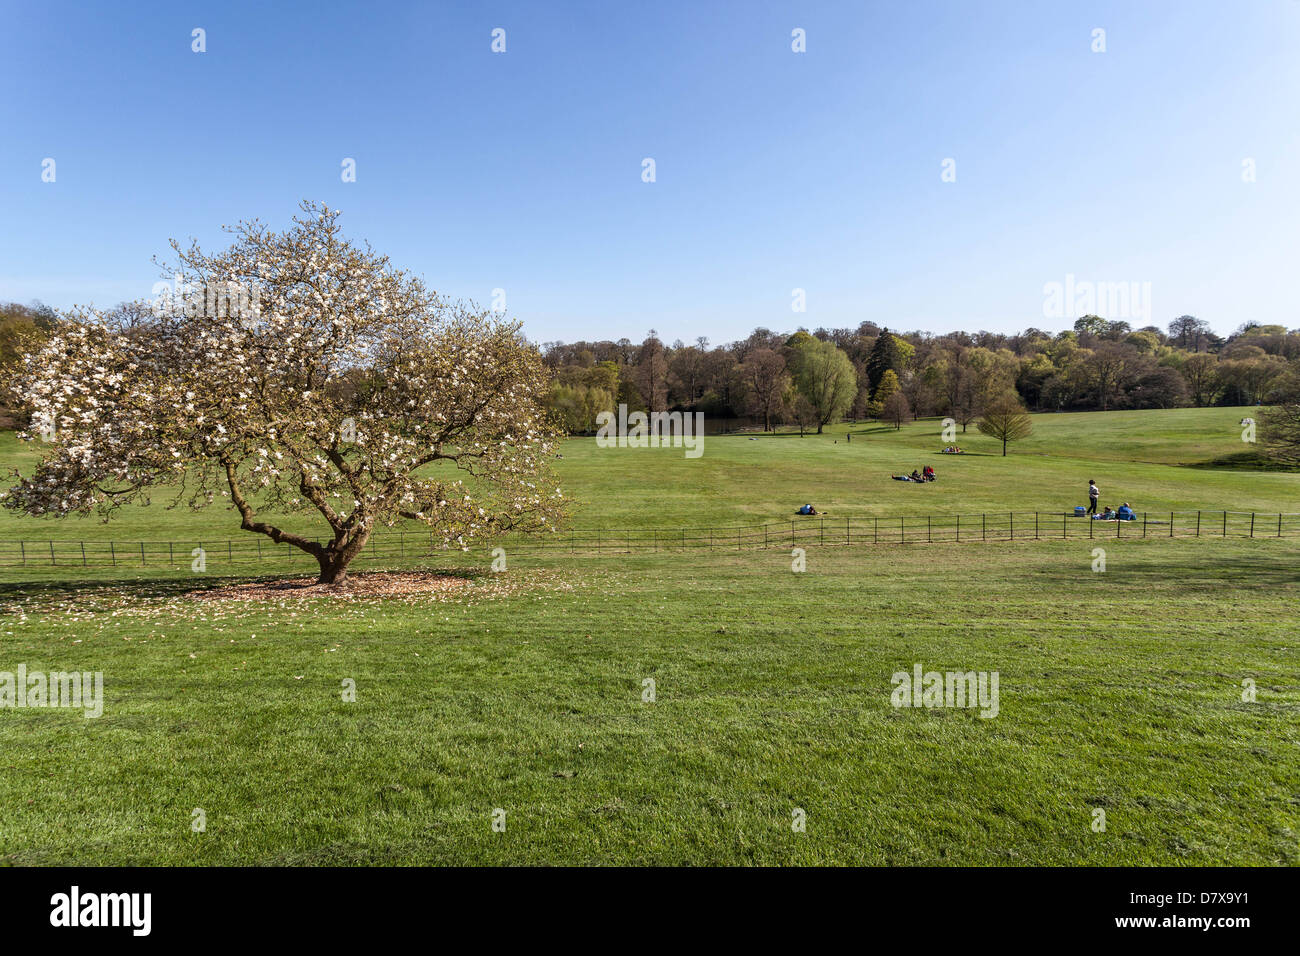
[
  {"left": 790, "top": 337, "right": 857, "bottom": 434},
  {"left": 4, "top": 202, "right": 565, "bottom": 583}
]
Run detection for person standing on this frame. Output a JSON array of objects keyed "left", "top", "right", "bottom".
[{"left": 1087, "top": 479, "right": 1100, "bottom": 514}]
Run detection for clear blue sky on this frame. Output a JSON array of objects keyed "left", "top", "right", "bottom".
[{"left": 2, "top": 0, "right": 1297, "bottom": 343}]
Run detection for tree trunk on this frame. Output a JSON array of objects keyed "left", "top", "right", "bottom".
[
  {"left": 314, "top": 528, "right": 372, "bottom": 585},
  {"left": 316, "top": 555, "right": 349, "bottom": 584}
]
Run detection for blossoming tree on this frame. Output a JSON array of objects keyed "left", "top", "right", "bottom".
[{"left": 4, "top": 202, "right": 565, "bottom": 583}]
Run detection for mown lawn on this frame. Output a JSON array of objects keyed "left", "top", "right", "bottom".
[
  {"left": 1, "top": 538, "right": 1297, "bottom": 866},
  {"left": 0, "top": 407, "right": 1296, "bottom": 545},
  {"left": 0, "top": 407, "right": 1297, "bottom": 865}
]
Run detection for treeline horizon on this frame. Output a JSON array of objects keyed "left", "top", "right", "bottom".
[
  {"left": 540, "top": 315, "right": 1300, "bottom": 434},
  {"left": 5, "top": 299, "right": 1299, "bottom": 438}
]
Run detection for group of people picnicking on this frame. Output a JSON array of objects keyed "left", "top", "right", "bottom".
[
  {"left": 795, "top": 474, "right": 1137, "bottom": 521},
  {"left": 891, "top": 465, "right": 936, "bottom": 483},
  {"left": 1086, "top": 479, "right": 1136, "bottom": 520},
  {"left": 798, "top": 465, "right": 938, "bottom": 512}
]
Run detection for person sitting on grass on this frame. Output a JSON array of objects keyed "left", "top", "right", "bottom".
[
  {"left": 910, "top": 469, "right": 923, "bottom": 482},
  {"left": 797, "top": 503, "right": 819, "bottom": 515},
  {"left": 1117, "top": 502, "right": 1135, "bottom": 521},
  {"left": 1093, "top": 506, "right": 1115, "bottom": 520},
  {"left": 923, "top": 465, "right": 935, "bottom": 481}
]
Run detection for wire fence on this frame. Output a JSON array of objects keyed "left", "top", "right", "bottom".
[{"left": 1, "top": 511, "right": 1297, "bottom": 569}]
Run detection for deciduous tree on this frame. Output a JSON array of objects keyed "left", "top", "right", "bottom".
[
  {"left": 790, "top": 337, "right": 857, "bottom": 433},
  {"left": 881, "top": 390, "right": 910, "bottom": 430},
  {"left": 976, "top": 393, "right": 1033, "bottom": 456},
  {"left": 4, "top": 202, "right": 565, "bottom": 584},
  {"left": 739, "top": 348, "right": 789, "bottom": 431}
]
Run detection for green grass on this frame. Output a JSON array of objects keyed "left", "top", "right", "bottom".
[
  {"left": 555, "top": 407, "right": 1299, "bottom": 528},
  {"left": 1, "top": 407, "right": 1298, "bottom": 865},
  {"left": 1, "top": 406, "right": 1295, "bottom": 542}
]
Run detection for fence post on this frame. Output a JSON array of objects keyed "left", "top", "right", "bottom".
[
  {"left": 1143, "top": 513, "right": 1147, "bottom": 537},
  {"left": 1250, "top": 513, "right": 1255, "bottom": 538},
  {"left": 1035, "top": 512, "right": 1039, "bottom": 539},
  {"left": 928, "top": 515, "right": 931, "bottom": 543},
  {"left": 19, "top": 542, "right": 24, "bottom": 565},
  {"left": 874, "top": 517, "right": 879, "bottom": 544},
  {"left": 169, "top": 542, "right": 174, "bottom": 563},
  {"left": 820, "top": 518, "right": 824, "bottom": 545},
  {"left": 110, "top": 542, "right": 115, "bottom": 566},
  {"left": 1010, "top": 512, "right": 1014, "bottom": 540},
  {"left": 900, "top": 516, "right": 904, "bottom": 543},
  {"left": 791, "top": 521, "right": 795, "bottom": 547},
  {"left": 1088, "top": 518, "right": 1092, "bottom": 540},
  {"left": 228, "top": 540, "right": 232, "bottom": 562},
  {"left": 957, "top": 515, "right": 961, "bottom": 542},
  {"left": 50, "top": 541, "right": 56, "bottom": 566},
  {"left": 81, "top": 542, "right": 87, "bottom": 566},
  {"left": 1062, "top": 513, "right": 1066, "bottom": 539},
  {"left": 1196, "top": 511, "right": 1201, "bottom": 537},
  {"left": 140, "top": 542, "right": 146, "bottom": 566},
  {"left": 1170, "top": 512, "right": 1174, "bottom": 537},
  {"left": 846, "top": 516, "right": 850, "bottom": 544},
  {"left": 1278, "top": 514, "right": 1283, "bottom": 537},
  {"left": 982, "top": 514, "right": 986, "bottom": 541}
]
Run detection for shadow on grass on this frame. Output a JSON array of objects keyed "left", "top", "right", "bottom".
[
  {"left": 1186, "top": 450, "right": 1299, "bottom": 473},
  {"left": 0, "top": 566, "right": 486, "bottom": 601},
  {"left": 1032, "top": 551, "right": 1300, "bottom": 591},
  {"left": 718, "top": 425, "right": 901, "bottom": 438}
]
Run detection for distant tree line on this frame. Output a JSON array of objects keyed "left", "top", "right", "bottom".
[
  {"left": 540, "top": 316, "right": 1300, "bottom": 436},
  {"left": 6, "top": 301, "right": 1299, "bottom": 464}
]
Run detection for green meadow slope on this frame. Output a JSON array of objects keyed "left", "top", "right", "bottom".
[
  {"left": 0, "top": 407, "right": 1297, "bottom": 865},
  {"left": 0, "top": 407, "right": 1295, "bottom": 545}
]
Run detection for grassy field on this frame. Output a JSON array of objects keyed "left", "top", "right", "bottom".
[{"left": 1, "top": 407, "right": 1298, "bottom": 865}]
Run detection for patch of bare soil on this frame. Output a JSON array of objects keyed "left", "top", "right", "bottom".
[{"left": 190, "top": 571, "right": 474, "bottom": 601}]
